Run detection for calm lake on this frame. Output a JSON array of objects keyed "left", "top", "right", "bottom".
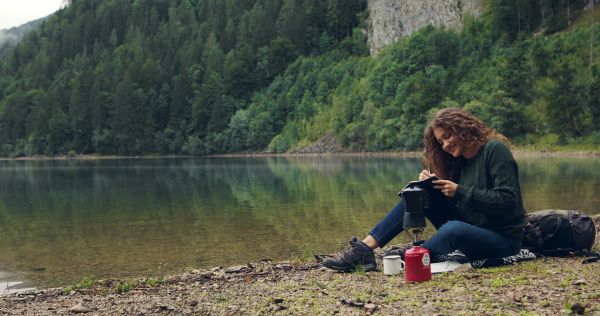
[{"left": 1, "top": 155, "right": 599, "bottom": 292}]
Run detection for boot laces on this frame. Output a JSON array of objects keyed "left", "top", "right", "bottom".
[{"left": 335, "top": 238, "right": 360, "bottom": 261}]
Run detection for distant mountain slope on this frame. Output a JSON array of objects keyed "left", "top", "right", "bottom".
[
  {"left": 0, "top": 16, "right": 50, "bottom": 57},
  {"left": 0, "top": 0, "right": 597, "bottom": 158}
]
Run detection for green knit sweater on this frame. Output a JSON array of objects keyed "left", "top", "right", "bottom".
[{"left": 453, "top": 139, "right": 527, "bottom": 240}]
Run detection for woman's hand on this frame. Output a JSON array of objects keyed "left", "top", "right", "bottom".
[
  {"left": 433, "top": 180, "right": 458, "bottom": 197},
  {"left": 419, "top": 169, "right": 436, "bottom": 181}
]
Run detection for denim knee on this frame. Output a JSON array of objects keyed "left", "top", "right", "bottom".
[
  {"left": 437, "top": 220, "right": 470, "bottom": 235},
  {"left": 423, "top": 220, "right": 521, "bottom": 260}
]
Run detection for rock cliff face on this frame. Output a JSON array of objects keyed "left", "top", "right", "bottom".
[{"left": 366, "top": 0, "right": 483, "bottom": 55}]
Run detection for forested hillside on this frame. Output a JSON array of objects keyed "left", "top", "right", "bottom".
[
  {"left": 0, "top": 17, "right": 50, "bottom": 58},
  {"left": 0, "top": 0, "right": 598, "bottom": 157}
]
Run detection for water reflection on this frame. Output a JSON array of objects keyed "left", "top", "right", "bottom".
[
  {"left": 0, "top": 156, "right": 598, "bottom": 290},
  {"left": 518, "top": 156, "right": 600, "bottom": 212}
]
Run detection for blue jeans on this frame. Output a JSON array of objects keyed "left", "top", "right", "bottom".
[{"left": 368, "top": 186, "right": 522, "bottom": 261}]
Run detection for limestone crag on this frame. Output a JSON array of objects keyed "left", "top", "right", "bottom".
[{"left": 366, "top": 0, "right": 483, "bottom": 55}]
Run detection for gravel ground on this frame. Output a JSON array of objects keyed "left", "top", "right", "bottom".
[{"left": 2, "top": 241, "right": 600, "bottom": 316}]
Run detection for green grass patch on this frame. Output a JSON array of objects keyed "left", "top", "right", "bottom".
[{"left": 63, "top": 275, "right": 98, "bottom": 293}]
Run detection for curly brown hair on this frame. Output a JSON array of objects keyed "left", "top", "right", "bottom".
[{"left": 422, "top": 107, "right": 510, "bottom": 181}]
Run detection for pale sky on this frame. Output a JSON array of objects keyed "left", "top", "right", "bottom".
[{"left": 0, "top": 0, "right": 66, "bottom": 30}]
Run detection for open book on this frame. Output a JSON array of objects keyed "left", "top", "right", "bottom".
[{"left": 430, "top": 261, "right": 462, "bottom": 273}]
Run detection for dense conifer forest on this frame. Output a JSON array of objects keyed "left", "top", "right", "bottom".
[
  {"left": 0, "top": 17, "right": 50, "bottom": 58},
  {"left": 0, "top": 0, "right": 598, "bottom": 157}
]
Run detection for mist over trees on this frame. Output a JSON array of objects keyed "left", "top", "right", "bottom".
[
  {"left": 0, "top": 17, "right": 51, "bottom": 58},
  {"left": 0, "top": 0, "right": 598, "bottom": 157}
]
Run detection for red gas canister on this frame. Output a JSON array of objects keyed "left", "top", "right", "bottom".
[{"left": 404, "top": 246, "right": 431, "bottom": 282}]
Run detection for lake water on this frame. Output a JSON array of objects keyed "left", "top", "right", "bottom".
[{"left": 1, "top": 155, "right": 599, "bottom": 292}]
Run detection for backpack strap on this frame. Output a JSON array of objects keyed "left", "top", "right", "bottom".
[{"left": 571, "top": 250, "right": 600, "bottom": 263}]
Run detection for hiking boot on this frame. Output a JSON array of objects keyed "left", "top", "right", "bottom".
[
  {"left": 382, "top": 240, "right": 425, "bottom": 260},
  {"left": 322, "top": 237, "right": 377, "bottom": 272}
]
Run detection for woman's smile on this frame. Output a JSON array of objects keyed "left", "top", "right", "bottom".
[
  {"left": 433, "top": 127, "right": 481, "bottom": 159},
  {"left": 445, "top": 142, "right": 456, "bottom": 154}
]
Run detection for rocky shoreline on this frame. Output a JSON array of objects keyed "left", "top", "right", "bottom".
[
  {"left": 2, "top": 242, "right": 600, "bottom": 315},
  {"left": 6, "top": 132, "right": 600, "bottom": 160},
  {"left": 2, "top": 217, "right": 600, "bottom": 316}
]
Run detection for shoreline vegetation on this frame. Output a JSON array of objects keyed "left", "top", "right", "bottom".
[
  {"left": 3, "top": 130, "right": 600, "bottom": 160},
  {"left": 3, "top": 127, "right": 600, "bottom": 160},
  {"left": 4, "top": 147, "right": 600, "bottom": 160},
  {"left": 5, "top": 134, "right": 600, "bottom": 160},
  {"left": 1, "top": 150, "right": 600, "bottom": 314}
]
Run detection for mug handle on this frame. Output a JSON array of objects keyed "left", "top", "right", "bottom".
[{"left": 399, "top": 260, "right": 405, "bottom": 271}]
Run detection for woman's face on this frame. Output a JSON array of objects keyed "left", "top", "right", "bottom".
[{"left": 433, "top": 127, "right": 479, "bottom": 159}]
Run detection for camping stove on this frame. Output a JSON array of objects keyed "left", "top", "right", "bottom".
[{"left": 400, "top": 187, "right": 432, "bottom": 282}]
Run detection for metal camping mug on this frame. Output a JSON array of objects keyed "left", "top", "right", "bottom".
[{"left": 382, "top": 255, "right": 405, "bottom": 275}]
